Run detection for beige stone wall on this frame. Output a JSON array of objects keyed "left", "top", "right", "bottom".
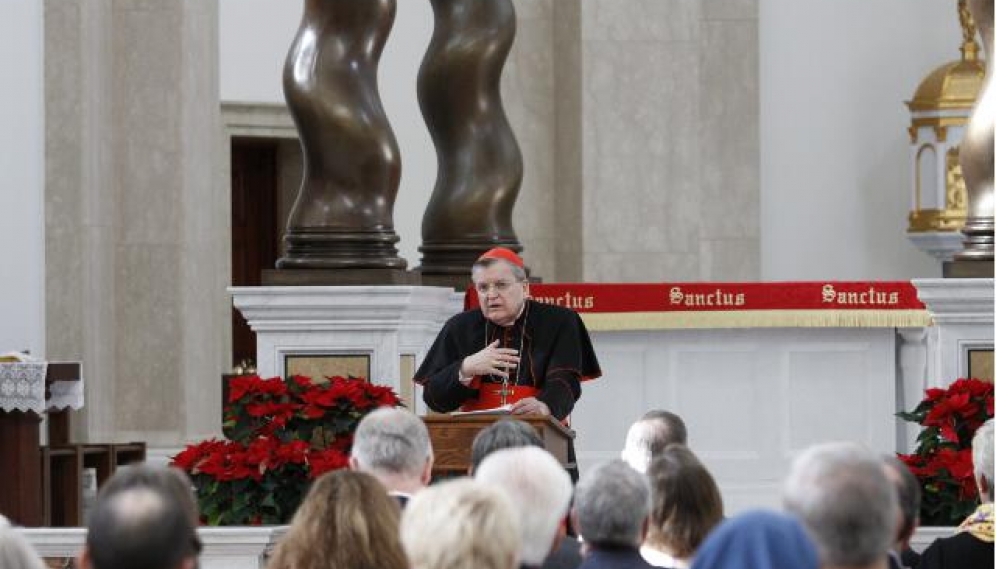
[
  {"left": 500, "top": 0, "right": 759, "bottom": 282},
  {"left": 45, "top": 0, "right": 225, "bottom": 445},
  {"left": 577, "top": 0, "right": 759, "bottom": 282}
]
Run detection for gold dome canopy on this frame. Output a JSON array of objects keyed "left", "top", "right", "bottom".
[
  {"left": 907, "top": 0, "right": 985, "bottom": 112},
  {"left": 908, "top": 59, "right": 985, "bottom": 112}
]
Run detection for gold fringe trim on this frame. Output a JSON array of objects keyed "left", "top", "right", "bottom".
[{"left": 579, "top": 309, "right": 933, "bottom": 331}]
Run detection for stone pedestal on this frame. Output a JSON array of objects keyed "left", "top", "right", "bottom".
[
  {"left": 229, "top": 286, "right": 460, "bottom": 412},
  {"left": 913, "top": 278, "right": 994, "bottom": 386}
]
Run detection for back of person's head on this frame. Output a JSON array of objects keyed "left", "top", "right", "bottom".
[
  {"left": 269, "top": 469, "right": 407, "bottom": 569},
  {"left": 646, "top": 444, "right": 724, "bottom": 559},
  {"left": 621, "top": 410, "right": 687, "bottom": 473},
  {"left": 0, "top": 523, "right": 47, "bottom": 569},
  {"left": 573, "top": 459, "right": 651, "bottom": 549},
  {"left": 973, "top": 418, "right": 994, "bottom": 501},
  {"left": 783, "top": 442, "right": 897, "bottom": 568},
  {"left": 402, "top": 478, "right": 519, "bottom": 569},
  {"left": 690, "top": 510, "right": 819, "bottom": 569},
  {"left": 99, "top": 463, "right": 199, "bottom": 525},
  {"left": 475, "top": 446, "right": 573, "bottom": 566},
  {"left": 351, "top": 407, "right": 433, "bottom": 481},
  {"left": 470, "top": 418, "right": 543, "bottom": 472},
  {"left": 881, "top": 455, "right": 921, "bottom": 547},
  {"left": 83, "top": 484, "right": 198, "bottom": 569}
]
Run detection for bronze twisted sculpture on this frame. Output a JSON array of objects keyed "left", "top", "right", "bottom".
[
  {"left": 416, "top": 0, "right": 525, "bottom": 279},
  {"left": 277, "top": 0, "right": 406, "bottom": 272}
]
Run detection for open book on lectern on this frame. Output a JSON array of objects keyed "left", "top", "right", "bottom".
[{"left": 450, "top": 404, "right": 513, "bottom": 417}]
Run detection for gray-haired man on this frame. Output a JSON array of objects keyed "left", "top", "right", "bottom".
[
  {"left": 349, "top": 407, "right": 433, "bottom": 506},
  {"left": 573, "top": 460, "right": 655, "bottom": 569}
]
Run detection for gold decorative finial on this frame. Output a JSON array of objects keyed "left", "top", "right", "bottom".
[{"left": 959, "top": 0, "right": 980, "bottom": 61}]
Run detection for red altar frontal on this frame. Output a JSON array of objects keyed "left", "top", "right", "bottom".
[{"left": 466, "top": 281, "right": 931, "bottom": 330}]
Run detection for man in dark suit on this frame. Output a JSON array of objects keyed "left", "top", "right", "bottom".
[
  {"left": 349, "top": 407, "right": 433, "bottom": 507},
  {"left": 573, "top": 460, "right": 655, "bottom": 569}
]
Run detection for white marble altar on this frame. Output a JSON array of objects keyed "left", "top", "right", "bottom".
[
  {"left": 229, "top": 286, "right": 460, "bottom": 410},
  {"left": 914, "top": 278, "right": 995, "bottom": 386},
  {"left": 572, "top": 326, "right": 902, "bottom": 514}
]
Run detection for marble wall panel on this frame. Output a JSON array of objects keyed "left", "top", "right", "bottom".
[
  {"left": 581, "top": 0, "right": 699, "bottom": 43},
  {"left": 177, "top": 0, "right": 226, "bottom": 441},
  {"left": 702, "top": 0, "right": 757, "bottom": 20},
  {"left": 578, "top": 0, "right": 759, "bottom": 282},
  {"left": 700, "top": 20, "right": 759, "bottom": 241},
  {"left": 504, "top": 1, "right": 556, "bottom": 279},
  {"left": 112, "top": 6, "right": 183, "bottom": 245},
  {"left": 585, "top": 152, "right": 699, "bottom": 255},
  {"left": 44, "top": 1, "right": 85, "bottom": 361},
  {"left": 582, "top": 251, "right": 699, "bottom": 282},
  {"left": 700, "top": 238, "right": 760, "bottom": 280},
  {"left": 78, "top": 227, "right": 119, "bottom": 442},
  {"left": 553, "top": 0, "right": 583, "bottom": 282},
  {"left": 114, "top": 244, "right": 183, "bottom": 435}
]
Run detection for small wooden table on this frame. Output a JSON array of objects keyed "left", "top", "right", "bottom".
[{"left": 0, "top": 362, "right": 81, "bottom": 526}]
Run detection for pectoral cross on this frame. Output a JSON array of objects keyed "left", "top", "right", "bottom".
[{"left": 500, "top": 380, "right": 513, "bottom": 405}]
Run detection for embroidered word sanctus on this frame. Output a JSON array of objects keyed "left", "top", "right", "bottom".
[
  {"left": 821, "top": 284, "right": 899, "bottom": 306},
  {"left": 532, "top": 291, "right": 595, "bottom": 310},
  {"left": 669, "top": 286, "right": 746, "bottom": 307}
]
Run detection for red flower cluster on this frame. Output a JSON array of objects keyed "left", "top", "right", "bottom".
[
  {"left": 171, "top": 375, "right": 400, "bottom": 525},
  {"left": 898, "top": 378, "right": 993, "bottom": 526}
]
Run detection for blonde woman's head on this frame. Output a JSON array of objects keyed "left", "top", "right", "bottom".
[{"left": 402, "top": 478, "right": 519, "bottom": 569}]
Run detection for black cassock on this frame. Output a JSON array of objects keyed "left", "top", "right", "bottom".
[{"left": 414, "top": 299, "right": 601, "bottom": 419}]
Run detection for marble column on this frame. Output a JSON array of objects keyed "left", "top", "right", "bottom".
[{"left": 44, "top": 0, "right": 226, "bottom": 445}]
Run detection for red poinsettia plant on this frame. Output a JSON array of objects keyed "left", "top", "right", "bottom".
[
  {"left": 171, "top": 375, "right": 400, "bottom": 525},
  {"left": 897, "top": 378, "right": 994, "bottom": 526}
]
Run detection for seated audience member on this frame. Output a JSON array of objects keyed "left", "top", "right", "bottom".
[
  {"left": 77, "top": 483, "right": 200, "bottom": 569},
  {"left": 476, "top": 447, "right": 575, "bottom": 569},
  {"left": 642, "top": 445, "right": 724, "bottom": 568},
  {"left": 784, "top": 442, "right": 898, "bottom": 569},
  {"left": 880, "top": 455, "right": 922, "bottom": 569},
  {"left": 402, "top": 478, "right": 519, "bottom": 569},
  {"left": 470, "top": 417, "right": 544, "bottom": 473},
  {"left": 690, "top": 510, "right": 819, "bottom": 569},
  {"left": 573, "top": 459, "right": 655, "bottom": 569},
  {"left": 0, "top": 520, "right": 47, "bottom": 569},
  {"left": 349, "top": 407, "right": 434, "bottom": 506},
  {"left": 621, "top": 410, "right": 688, "bottom": 474},
  {"left": 471, "top": 418, "right": 581, "bottom": 569},
  {"left": 268, "top": 469, "right": 407, "bottom": 569},
  {"left": 97, "top": 463, "right": 200, "bottom": 525},
  {"left": 918, "top": 418, "right": 994, "bottom": 569}
]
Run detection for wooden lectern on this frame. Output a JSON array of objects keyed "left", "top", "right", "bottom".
[{"left": 423, "top": 414, "right": 575, "bottom": 476}]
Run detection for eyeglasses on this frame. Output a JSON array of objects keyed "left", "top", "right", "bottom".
[{"left": 474, "top": 280, "right": 524, "bottom": 295}]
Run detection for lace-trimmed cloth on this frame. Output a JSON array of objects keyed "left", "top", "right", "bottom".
[{"left": 0, "top": 362, "right": 84, "bottom": 413}]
